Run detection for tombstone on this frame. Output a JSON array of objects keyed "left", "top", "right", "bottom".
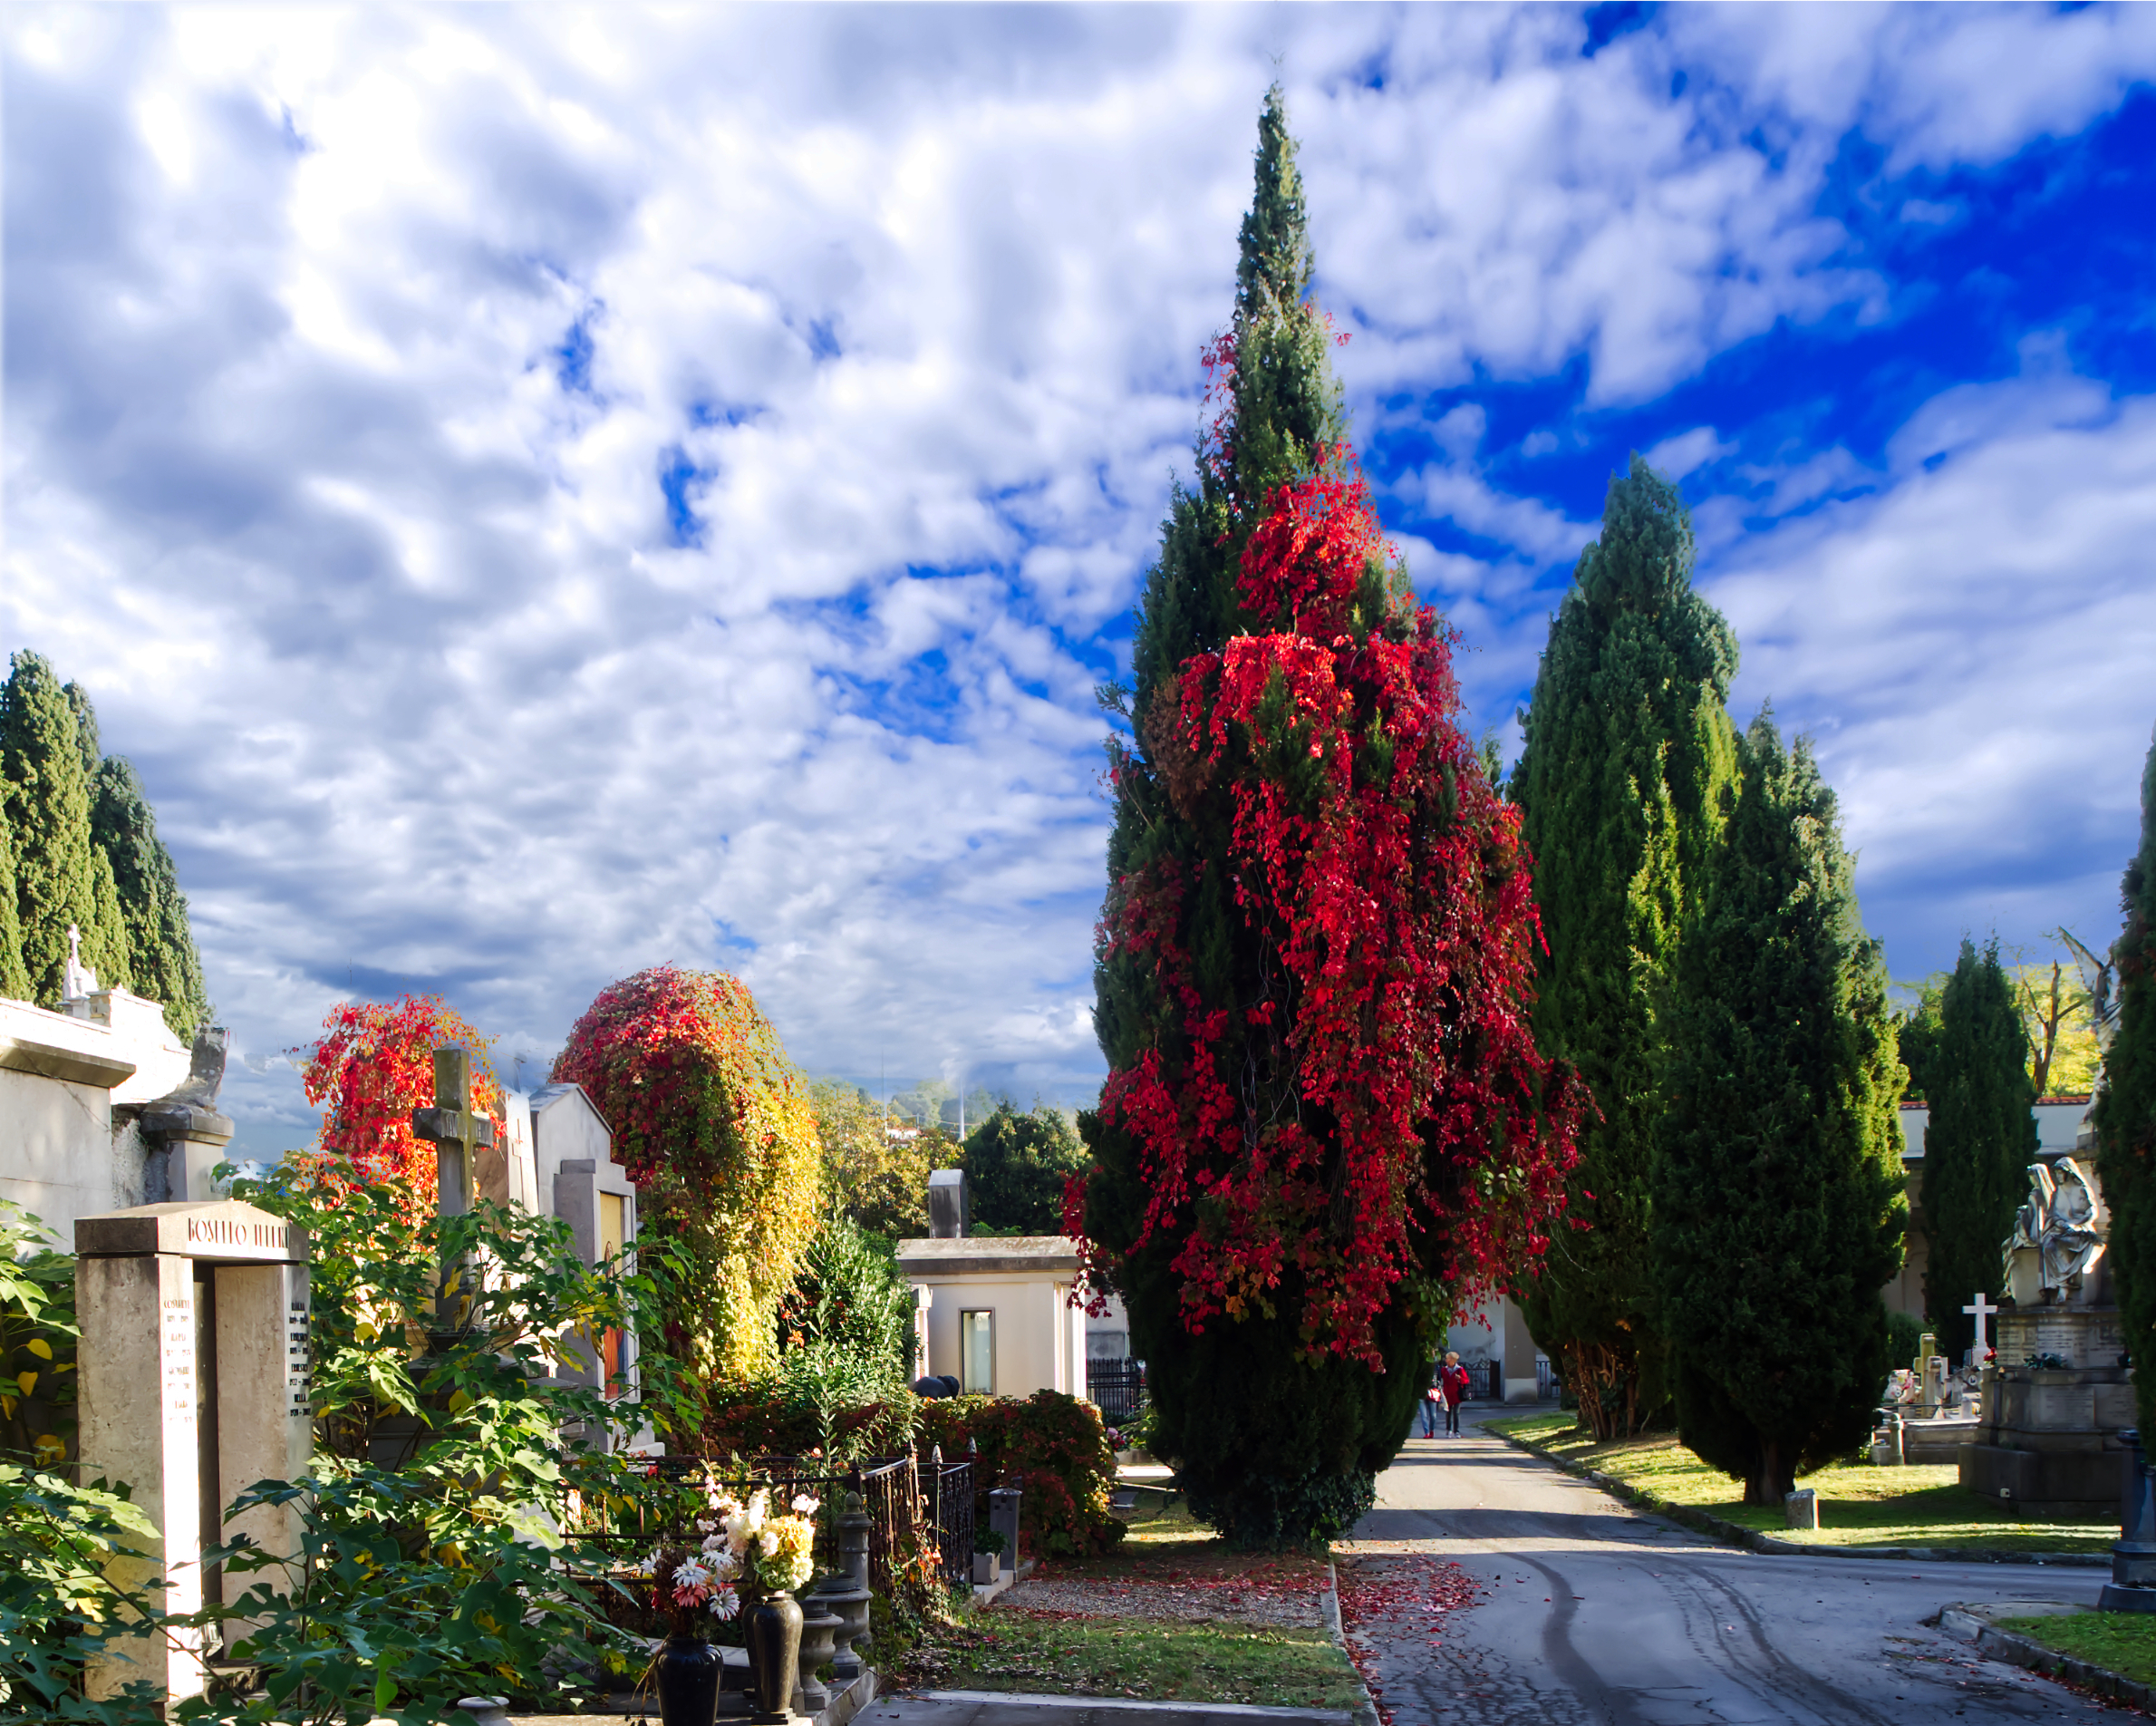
[
  {"left": 73, "top": 1198, "right": 310, "bottom": 1703},
  {"left": 1784, "top": 1488, "right": 1820, "bottom": 1531},
  {"left": 928, "top": 1168, "right": 968, "bottom": 1238},
  {"left": 527, "top": 1082, "right": 642, "bottom": 1413},
  {"left": 1921, "top": 1354, "right": 1948, "bottom": 1414}
]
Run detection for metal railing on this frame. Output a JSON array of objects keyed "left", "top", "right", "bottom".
[
  {"left": 1087, "top": 1358, "right": 1148, "bottom": 1424},
  {"left": 573, "top": 1451, "right": 973, "bottom": 1596}
]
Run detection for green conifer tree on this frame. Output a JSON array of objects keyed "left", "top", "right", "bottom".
[
  {"left": 962, "top": 1102, "right": 1090, "bottom": 1236},
  {"left": 1919, "top": 938, "right": 2036, "bottom": 1360},
  {"left": 1078, "top": 91, "right": 1575, "bottom": 1546},
  {"left": 1511, "top": 455, "right": 1738, "bottom": 1438},
  {"left": 90, "top": 757, "right": 208, "bottom": 1042},
  {"left": 0, "top": 801, "right": 29, "bottom": 1002},
  {"left": 2095, "top": 729, "right": 2156, "bottom": 1431},
  {"left": 1652, "top": 715, "right": 1907, "bottom": 1505},
  {"left": 0, "top": 652, "right": 102, "bottom": 1006},
  {"left": 63, "top": 679, "right": 132, "bottom": 990},
  {"left": 1080, "top": 92, "right": 1412, "bottom": 1546}
]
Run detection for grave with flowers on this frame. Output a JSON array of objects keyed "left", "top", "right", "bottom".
[{"left": 573, "top": 1455, "right": 914, "bottom": 1726}]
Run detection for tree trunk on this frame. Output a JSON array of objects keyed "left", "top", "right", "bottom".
[{"left": 1747, "top": 1439, "right": 1793, "bottom": 1507}]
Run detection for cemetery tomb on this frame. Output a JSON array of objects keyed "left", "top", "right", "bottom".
[
  {"left": 897, "top": 1170, "right": 1089, "bottom": 1401},
  {"left": 73, "top": 1198, "right": 311, "bottom": 1704},
  {"left": 1959, "top": 1152, "right": 2136, "bottom": 1518},
  {"left": 524, "top": 1081, "right": 640, "bottom": 1403},
  {"left": 0, "top": 963, "right": 193, "bottom": 1241}
]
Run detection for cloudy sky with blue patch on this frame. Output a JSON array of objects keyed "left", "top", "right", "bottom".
[{"left": 6, "top": 4, "right": 2153, "bottom": 1156}]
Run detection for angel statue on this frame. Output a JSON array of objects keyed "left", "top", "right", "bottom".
[{"left": 2004, "top": 1158, "right": 2105, "bottom": 1304}]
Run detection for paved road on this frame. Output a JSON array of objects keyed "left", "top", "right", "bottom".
[{"left": 1340, "top": 1411, "right": 2111, "bottom": 1725}]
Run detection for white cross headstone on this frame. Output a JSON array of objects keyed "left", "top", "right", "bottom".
[{"left": 1963, "top": 1292, "right": 1997, "bottom": 1365}]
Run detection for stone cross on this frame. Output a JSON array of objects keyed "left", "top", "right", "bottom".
[
  {"left": 410, "top": 1048, "right": 496, "bottom": 1326},
  {"left": 1963, "top": 1292, "right": 1997, "bottom": 1364},
  {"left": 410, "top": 1047, "right": 497, "bottom": 1221}
]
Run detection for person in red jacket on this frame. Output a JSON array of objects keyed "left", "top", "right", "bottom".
[{"left": 1439, "top": 1352, "right": 1472, "bottom": 1436}]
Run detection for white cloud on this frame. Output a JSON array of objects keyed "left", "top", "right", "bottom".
[
  {"left": 1645, "top": 425, "right": 1735, "bottom": 481},
  {"left": 1702, "top": 366, "right": 2156, "bottom": 961},
  {"left": 2, "top": 5, "right": 2147, "bottom": 1148}
]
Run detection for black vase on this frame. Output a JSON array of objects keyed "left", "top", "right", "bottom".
[
  {"left": 746, "top": 1588, "right": 805, "bottom": 1721},
  {"left": 654, "top": 1624, "right": 722, "bottom": 1726}
]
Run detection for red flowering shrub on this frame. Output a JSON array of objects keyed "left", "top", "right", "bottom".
[
  {"left": 555, "top": 966, "right": 821, "bottom": 1381},
  {"left": 919, "top": 1391, "right": 1125, "bottom": 1559},
  {"left": 292, "top": 994, "right": 503, "bottom": 1214}
]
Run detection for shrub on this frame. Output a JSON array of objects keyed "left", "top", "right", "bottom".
[
  {"left": 919, "top": 1390, "right": 1126, "bottom": 1559},
  {"left": 555, "top": 966, "right": 822, "bottom": 1385}
]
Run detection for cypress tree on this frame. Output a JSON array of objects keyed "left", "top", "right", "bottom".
[
  {"left": 0, "top": 801, "right": 29, "bottom": 1002},
  {"left": 2095, "top": 729, "right": 2156, "bottom": 1431},
  {"left": 1919, "top": 938, "right": 2036, "bottom": 1361},
  {"left": 962, "top": 1102, "right": 1090, "bottom": 1236},
  {"left": 1653, "top": 715, "right": 1907, "bottom": 1505},
  {"left": 1078, "top": 91, "right": 1575, "bottom": 1546},
  {"left": 0, "top": 652, "right": 101, "bottom": 1006},
  {"left": 1512, "top": 455, "right": 1738, "bottom": 1438},
  {"left": 59, "top": 681, "right": 133, "bottom": 993},
  {"left": 90, "top": 757, "right": 208, "bottom": 1042}
]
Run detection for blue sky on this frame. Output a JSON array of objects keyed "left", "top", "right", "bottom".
[{"left": 5, "top": 5, "right": 2153, "bottom": 1156}]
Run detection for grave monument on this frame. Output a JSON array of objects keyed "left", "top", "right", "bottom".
[
  {"left": 73, "top": 1198, "right": 311, "bottom": 1703},
  {"left": 1959, "top": 1153, "right": 2136, "bottom": 1518}
]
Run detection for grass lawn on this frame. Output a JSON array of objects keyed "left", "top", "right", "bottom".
[
  {"left": 1990, "top": 1613, "right": 2156, "bottom": 1689},
  {"left": 1486, "top": 1412, "right": 2115, "bottom": 1554},
  {"left": 928, "top": 1613, "right": 1365, "bottom": 1710},
  {"left": 906, "top": 1487, "right": 1361, "bottom": 1709}
]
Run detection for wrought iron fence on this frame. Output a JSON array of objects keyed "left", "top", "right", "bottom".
[
  {"left": 1087, "top": 1358, "right": 1148, "bottom": 1425},
  {"left": 856, "top": 1450, "right": 972, "bottom": 1593},
  {"left": 572, "top": 1451, "right": 972, "bottom": 1597}
]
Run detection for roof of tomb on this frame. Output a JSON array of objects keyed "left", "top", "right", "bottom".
[{"left": 894, "top": 1235, "right": 1082, "bottom": 1276}]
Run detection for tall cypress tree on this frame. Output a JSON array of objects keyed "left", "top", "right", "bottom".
[
  {"left": 0, "top": 652, "right": 102, "bottom": 1006},
  {"left": 2095, "top": 729, "right": 2156, "bottom": 1431},
  {"left": 1078, "top": 91, "right": 1575, "bottom": 1547},
  {"left": 1512, "top": 455, "right": 1737, "bottom": 1438},
  {"left": 1653, "top": 715, "right": 1907, "bottom": 1505},
  {"left": 64, "top": 679, "right": 133, "bottom": 992},
  {"left": 1919, "top": 938, "right": 2036, "bottom": 1360},
  {"left": 90, "top": 757, "right": 208, "bottom": 1042},
  {"left": 0, "top": 800, "right": 29, "bottom": 1003}
]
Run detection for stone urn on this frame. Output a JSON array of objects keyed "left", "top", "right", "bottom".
[
  {"left": 653, "top": 1617, "right": 722, "bottom": 1726},
  {"left": 798, "top": 1606, "right": 843, "bottom": 1710},
  {"left": 745, "top": 1589, "right": 805, "bottom": 1722}
]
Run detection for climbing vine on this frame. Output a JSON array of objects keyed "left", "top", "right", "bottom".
[
  {"left": 554, "top": 966, "right": 821, "bottom": 1385},
  {"left": 1078, "top": 447, "right": 1581, "bottom": 1370},
  {"left": 293, "top": 994, "right": 503, "bottom": 1216}
]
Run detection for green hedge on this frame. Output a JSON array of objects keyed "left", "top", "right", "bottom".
[
  {"left": 700, "top": 1385, "right": 1126, "bottom": 1560},
  {"left": 920, "top": 1389, "right": 1126, "bottom": 1559}
]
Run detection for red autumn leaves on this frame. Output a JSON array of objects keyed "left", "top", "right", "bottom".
[{"left": 1087, "top": 453, "right": 1579, "bottom": 1369}]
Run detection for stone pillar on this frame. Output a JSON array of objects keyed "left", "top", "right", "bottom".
[
  {"left": 2102, "top": 1430, "right": 2156, "bottom": 1610},
  {"left": 987, "top": 1486, "right": 1021, "bottom": 1576},
  {"left": 74, "top": 1199, "right": 312, "bottom": 1704},
  {"left": 140, "top": 1026, "right": 237, "bottom": 1204},
  {"left": 77, "top": 1249, "right": 206, "bottom": 1700},
  {"left": 810, "top": 1490, "right": 873, "bottom": 1680}
]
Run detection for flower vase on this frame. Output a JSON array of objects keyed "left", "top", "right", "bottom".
[
  {"left": 654, "top": 1615, "right": 722, "bottom": 1726},
  {"left": 747, "top": 1588, "right": 805, "bottom": 1721}
]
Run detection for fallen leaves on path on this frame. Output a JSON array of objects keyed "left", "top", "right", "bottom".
[{"left": 1335, "top": 1555, "right": 1486, "bottom": 1725}]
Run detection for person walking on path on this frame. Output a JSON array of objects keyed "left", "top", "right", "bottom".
[
  {"left": 1419, "top": 1357, "right": 1442, "bottom": 1438},
  {"left": 1440, "top": 1352, "right": 1471, "bottom": 1436}
]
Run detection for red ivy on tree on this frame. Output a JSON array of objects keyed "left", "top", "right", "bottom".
[
  {"left": 1072, "top": 444, "right": 1581, "bottom": 1369},
  {"left": 292, "top": 994, "right": 504, "bottom": 1213}
]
